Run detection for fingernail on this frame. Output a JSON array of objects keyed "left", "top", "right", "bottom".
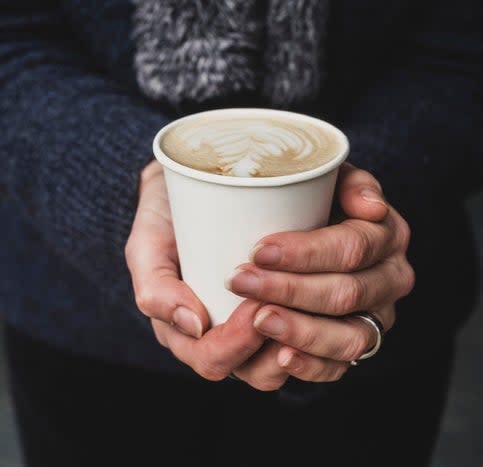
[
  {"left": 249, "top": 244, "right": 281, "bottom": 266},
  {"left": 361, "top": 189, "right": 387, "bottom": 207},
  {"left": 253, "top": 309, "right": 286, "bottom": 335},
  {"left": 279, "top": 349, "right": 302, "bottom": 369},
  {"left": 172, "top": 307, "right": 202, "bottom": 338},
  {"left": 225, "top": 269, "right": 261, "bottom": 296}
]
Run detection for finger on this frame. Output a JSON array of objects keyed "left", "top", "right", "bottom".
[
  {"left": 249, "top": 215, "right": 399, "bottom": 274},
  {"left": 153, "top": 300, "right": 267, "bottom": 381},
  {"left": 235, "top": 339, "right": 350, "bottom": 386},
  {"left": 234, "top": 340, "right": 289, "bottom": 391},
  {"left": 336, "top": 162, "right": 389, "bottom": 222},
  {"left": 252, "top": 304, "right": 396, "bottom": 363},
  {"left": 227, "top": 256, "right": 414, "bottom": 315},
  {"left": 125, "top": 167, "right": 210, "bottom": 336},
  {"left": 278, "top": 346, "right": 350, "bottom": 383}
]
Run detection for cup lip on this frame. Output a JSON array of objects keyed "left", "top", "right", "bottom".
[{"left": 152, "top": 107, "right": 350, "bottom": 187}]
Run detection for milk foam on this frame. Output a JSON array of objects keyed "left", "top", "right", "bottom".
[{"left": 161, "top": 116, "right": 340, "bottom": 177}]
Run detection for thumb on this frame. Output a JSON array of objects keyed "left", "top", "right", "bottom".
[
  {"left": 335, "top": 162, "right": 389, "bottom": 222},
  {"left": 125, "top": 162, "right": 211, "bottom": 337}
]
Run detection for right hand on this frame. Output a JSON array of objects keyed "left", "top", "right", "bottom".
[{"left": 125, "top": 160, "right": 266, "bottom": 381}]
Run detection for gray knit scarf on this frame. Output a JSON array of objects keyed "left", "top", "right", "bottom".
[{"left": 131, "top": 0, "right": 330, "bottom": 109}]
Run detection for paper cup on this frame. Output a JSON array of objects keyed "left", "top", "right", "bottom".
[{"left": 153, "top": 108, "right": 349, "bottom": 326}]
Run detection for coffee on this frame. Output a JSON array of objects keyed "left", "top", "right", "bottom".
[{"left": 160, "top": 114, "right": 342, "bottom": 177}]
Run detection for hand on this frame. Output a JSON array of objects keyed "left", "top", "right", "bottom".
[
  {"left": 125, "top": 160, "right": 266, "bottom": 381},
  {"left": 225, "top": 162, "right": 415, "bottom": 389}
]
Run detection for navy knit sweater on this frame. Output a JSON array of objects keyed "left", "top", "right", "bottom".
[{"left": 1, "top": 1, "right": 482, "bottom": 385}]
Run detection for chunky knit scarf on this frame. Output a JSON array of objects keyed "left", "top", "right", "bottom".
[{"left": 131, "top": 0, "right": 330, "bottom": 109}]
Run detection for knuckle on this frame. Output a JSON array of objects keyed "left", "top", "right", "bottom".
[
  {"left": 124, "top": 239, "right": 133, "bottom": 262},
  {"left": 401, "top": 262, "right": 416, "bottom": 297},
  {"left": 135, "top": 288, "right": 157, "bottom": 318},
  {"left": 280, "top": 277, "right": 298, "bottom": 308},
  {"left": 331, "top": 276, "right": 365, "bottom": 315},
  {"left": 342, "top": 227, "right": 370, "bottom": 271},
  {"left": 395, "top": 217, "right": 412, "bottom": 252},
  {"left": 256, "top": 274, "right": 272, "bottom": 300},
  {"left": 139, "top": 167, "right": 151, "bottom": 186},
  {"left": 389, "top": 256, "right": 416, "bottom": 298},
  {"left": 140, "top": 160, "right": 162, "bottom": 185},
  {"left": 361, "top": 172, "right": 383, "bottom": 193},
  {"left": 194, "top": 360, "right": 229, "bottom": 382},
  {"left": 294, "top": 329, "right": 319, "bottom": 354},
  {"left": 124, "top": 237, "right": 138, "bottom": 267},
  {"left": 297, "top": 239, "right": 320, "bottom": 271}
]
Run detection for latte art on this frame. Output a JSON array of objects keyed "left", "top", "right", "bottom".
[{"left": 160, "top": 116, "right": 341, "bottom": 177}]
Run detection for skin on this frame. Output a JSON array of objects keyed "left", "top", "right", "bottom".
[{"left": 125, "top": 160, "right": 415, "bottom": 391}]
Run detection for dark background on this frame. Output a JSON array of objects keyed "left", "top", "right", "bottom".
[{"left": 1, "top": 190, "right": 482, "bottom": 467}]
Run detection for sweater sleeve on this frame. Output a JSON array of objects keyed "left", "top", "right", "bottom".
[
  {"left": 0, "top": 3, "right": 171, "bottom": 308},
  {"left": 337, "top": 0, "right": 483, "bottom": 210}
]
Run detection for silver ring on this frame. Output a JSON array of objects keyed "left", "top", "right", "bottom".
[{"left": 348, "top": 311, "right": 385, "bottom": 366}]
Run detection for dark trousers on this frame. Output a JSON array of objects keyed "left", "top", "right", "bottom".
[{"left": 4, "top": 323, "right": 454, "bottom": 467}]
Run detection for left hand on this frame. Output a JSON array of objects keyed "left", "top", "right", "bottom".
[{"left": 225, "top": 162, "right": 415, "bottom": 390}]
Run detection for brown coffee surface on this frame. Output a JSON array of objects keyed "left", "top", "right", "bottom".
[{"left": 160, "top": 114, "right": 341, "bottom": 177}]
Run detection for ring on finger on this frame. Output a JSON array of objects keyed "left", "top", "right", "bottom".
[{"left": 347, "top": 311, "right": 385, "bottom": 366}]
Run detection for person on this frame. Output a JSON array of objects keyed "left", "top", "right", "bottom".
[{"left": 0, "top": 1, "right": 481, "bottom": 466}]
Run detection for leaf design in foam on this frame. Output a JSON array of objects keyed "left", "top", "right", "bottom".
[{"left": 182, "top": 120, "right": 318, "bottom": 177}]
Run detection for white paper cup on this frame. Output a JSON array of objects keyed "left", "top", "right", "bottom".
[{"left": 153, "top": 108, "right": 349, "bottom": 326}]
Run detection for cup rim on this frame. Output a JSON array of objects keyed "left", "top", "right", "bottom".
[{"left": 152, "top": 108, "right": 350, "bottom": 187}]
